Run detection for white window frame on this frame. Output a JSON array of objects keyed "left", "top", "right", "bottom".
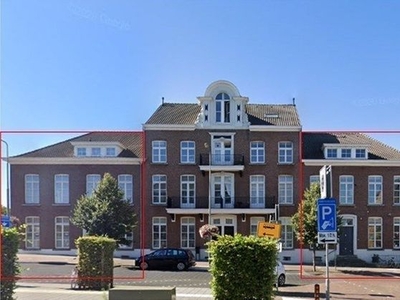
[
  {"left": 368, "top": 175, "right": 383, "bottom": 205},
  {"left": 339, "top": 175, "right": 354, "bottom": 205},
  {"left": 152, "top": 141, "right": 167, "bottom": 163},
  {"left": 118, "top": 232, "right": 134, "bottom": 249},
  {"left": 326, "top": 148, "right": 338, "bottom": 158},
  {"left": 86, "top": 174, "right": 101, "bottom": 196},
  {"left": 368, "top": 217, "right": 382, "bottom": 249},
  {"left": 152, "top": 175, "right": 167, "bottom": 204},
  {"left": 181, "top": 217, "right": 195, "bottom": 249},
  {"left": 118, "top": 174, "right": 133, "bottom": 203},
  {"left": 152, "top": 217, "right": 167, "bottom": 249},
  {"left": 180, "top": 141, "right": 195, "bottom": 164},
  {"left": 278, "top": 142, "right": 293, "bottom": 164},
  {"left": 341, "top": 148, "right": 352, "bottom": 158},
  {"left": 280, "top": 217, "right": 294, "bottom": 249},
  {"left": 181, "top": 175, "right": 195, "bottom": 208},
  {"left": 55, "top": 216, "right": 70, "bottom": 249},
  {"left": 394, "top": 176, "right": 400, "bottom": 205},
  {"left": 215, "top": 92, "right": 230, "bottom": 123},
  {"left": 54, "top": 174, "right": 69, "bottom": 204},
  {"left": 394, "top": 217, "right": 400, "bottom": 249},
  {"left": 25, "top": 216, "right": 40, "bottom": 249},
  {"left": 278, "top": 175, "right": 293, "bottom": 204},
  {"left": 355, "top": 148, "right": 367, "bottom": 158},
  {"left": 106, "top": 147, "right": 116, "bottom": 157},
  {"left": 91, "top": 147, "right": 101, "bottom": 157},
  {"left": 250, "top": 141, "right": 265, "bottom": 164},
  {"left": 77, "top": 147, "right": 87, "bottom": 157},
  {"left": 250, "top": 175, "right": 265, "bottom": 208},
  {"left": 250, "top": 217, "right": 265, "bottom": 236},
  {"left": 25, "top": 174, "right": 40, "bottom": 204}
]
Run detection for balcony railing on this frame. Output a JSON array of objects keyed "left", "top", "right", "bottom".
[
  {"left": 199, "top": 153, "right": 244, "bottom": 166},
  {"left": 167, "top": 196, "right": 276, "bottom": 209}
]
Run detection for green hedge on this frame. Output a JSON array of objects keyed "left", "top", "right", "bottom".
[
  {"left": 75, "top": 236, "right": 116, "bottom": 290},
  {"left": 207, "top": 234, "right": 278, "bottom": 300},
  {"left": 1, "top": 227, "right": 22, "bottom": 300}
]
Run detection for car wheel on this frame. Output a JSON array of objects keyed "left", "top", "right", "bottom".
[
  {"left": 277, "top": 274, "right": 285, "bottom": 287},
  {"left": 176, "top": 262, "right": 186, "bottom": 271},
  {"left": 140, "top": 262, "right": 149, "bottom": 270}
]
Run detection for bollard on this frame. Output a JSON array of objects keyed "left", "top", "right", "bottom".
[{"left": 314, "top": 284, "right": 320, "bottom": 300}]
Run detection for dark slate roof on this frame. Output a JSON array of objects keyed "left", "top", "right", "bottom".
[
  {"left": 13, "top": 132, "right": 143, "bottom": 158},
  {"left": 145, "top": 103, "right": 301, "bottom": 127},
  {"left": 303, "top": 132, "right": 400, "bottom": 160}
]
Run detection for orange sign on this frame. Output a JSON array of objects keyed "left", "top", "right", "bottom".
[{"left": 257, "top": 222, "right": 281, "bottom": 239}]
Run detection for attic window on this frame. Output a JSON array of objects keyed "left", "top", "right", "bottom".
[{"left": 265, "top": 113, "right": 279, "bottom": 118}]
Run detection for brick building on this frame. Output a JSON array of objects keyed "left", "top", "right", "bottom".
[{"left": 7, "top": 80, "right": 400, "bottom": 263}]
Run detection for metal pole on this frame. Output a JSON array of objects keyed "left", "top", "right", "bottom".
[
  {"left": 1, "top": 139, "right": 10, "bottom": 217},
  {"left": 325, "top": 243, "right": 330, "bottom": 300}
]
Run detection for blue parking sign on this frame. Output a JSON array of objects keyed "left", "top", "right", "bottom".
[{"left": 317, "top": 199, "right": 337, "bottom": 232}]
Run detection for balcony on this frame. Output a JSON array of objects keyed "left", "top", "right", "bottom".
[{"left": 199, "top": 153, "right": 245, "bottom": 174}]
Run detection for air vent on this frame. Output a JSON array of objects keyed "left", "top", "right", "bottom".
[{"left": 264, "top": 113, "right": 279, "bottom": 118}]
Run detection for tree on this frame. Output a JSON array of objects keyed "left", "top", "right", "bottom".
[{"left": 71, "top": 173, "right": 136, "bottom": 246}]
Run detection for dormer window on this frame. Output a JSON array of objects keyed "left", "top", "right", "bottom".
[
  {"left": 77, "top": 147, "right": 86, "bottom": 157},
  {"left": 323, "top": 144, "right": 368, "bottom": 159},
  {"left": 91, "top": 147, "right": 101, "bottom": 157},
  {"left": 106, "top": 147, "right": 116, "bottom": 157},
  {"left": 356, "top": 148, "right": 366, "bottom": 158},
  {"left": 341, "top": 148, "right": 352, "bottom": 158},
  {"left": 216, "top": 92, "right": 230, "bottom": 123},
  {"left": 327, "top": 148, "right": 337, "bottom": 158}
]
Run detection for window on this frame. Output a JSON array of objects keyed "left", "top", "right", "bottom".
[
  {"left": 152, "top": 175, "right": 167, "bottom": 204},
  {"left": 55, "top": 216, "right": 70, "bottom": 249},
  {"left": 91, "top": 147, "right": 101, "bottom": 157},
  {"left": 180, "top": 141, "right": 195, "bottom": 164},
  {"left": 118, "top": 174, "right": 133, "bottom": 203},
  {"left": 106, "top": 147, "right": 116, "bottom": 156},
  {"left": 250, "top": 175, "right": 265, "bottom": 208},
  {"left": 368, "top": 176, "right": 383, "bottom": 205},
  {"left": 181, "top": 217, "right": 195, "bottom": 248},
  {"left": 339, "top": 175, "right": 354, "bottom": 205},
  {"left": 25, "top": 174, "right": 39, "bottom": 204},
  {"left": 250, "top": 141, "right": 265, "bottom": 163},
  {"left": 278, "top": 142, "right": 293, "bottom": 164},
  {"left": 77, "top": 147, "right": 86, "bottom": 157},
  {"left": 326, "top": 148, "right": 337, "bottom": 158},
  {"left": 181, "top": 175, "right": 195, "bottom": 207},
  {"left": 86, "top": 174, "right": 101, "bottom": 196},
  {"left": 250, "top": 217, "right": 265, "bottom": 236},
  {"left": 152, "top": 217, "right": 167, "bottom": 249},
  {"left": 278, "top": 175, "right": 293, "bottom": 204},
  {"left": 25, "top": 216, "right": 40, "bottom": 249},
  {"left": 310, "top": 175, "right": 320, "bottom": 186},
  {"left": 152, "top": 141, "right": 167, "bottom": 163},
  {"left": 368, "top": 217, "right": 382, "bottom": 249},
  {"left": 55, "top": 174, "right": 69, "bottom": 204},
  {"left": 215, "top": 92, "right": 230, "bottom": 123},
  {"left": 341, "top": 148, "right": 352, "bottom": 158},
  {"left": 355, "top": 148, "right": 366, "bottom": 158},
  {"left": 394, "top": 218, "right": 400, "bottom": 249},
  {"left": 118, "top": 232, "right": 133, "bottom": 249},
  {"left": 280, "top": 217, "right": 294, "bottom": 249},
  {"left": 394, "top": 176, "right": 400, "bottom": 205}
]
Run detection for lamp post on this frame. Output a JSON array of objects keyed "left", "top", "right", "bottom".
[{"left": 1, "top": 139, "right": 10, "bottom": 217}]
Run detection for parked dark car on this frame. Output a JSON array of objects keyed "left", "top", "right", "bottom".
[{"left": 135, "top": 248, "right": 196, "bottom": 271}]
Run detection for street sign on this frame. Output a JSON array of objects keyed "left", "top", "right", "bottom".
[
  {"left": 317, "top": 198, "right": 337, "bottom": 232},
  {"left": 1, "top": 215, "right": 11, "bottom": 228},
  {"left": 257, "top": 222, "right": 281, "bottom": 239},
  {"left": 318, "top": 232, "right": 337, "bottom": 244}
]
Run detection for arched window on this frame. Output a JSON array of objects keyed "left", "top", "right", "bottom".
[{"left": 215, "top": 93, "right": 230, "bottom": 123}]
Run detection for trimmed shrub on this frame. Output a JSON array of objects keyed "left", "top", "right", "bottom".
[
  {"left": 75, "top": 236, "right": 116, "bottom": 290},
  {"left": 1, "top": 227, "right": 22, "bottom": 300},
  {"left": 208, "top": 234, "right": 278, "bottom": 300}
]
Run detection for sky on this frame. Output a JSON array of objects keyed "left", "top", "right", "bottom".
[{"left": 1, "top": 0, "right": 400, "bottom": 207}]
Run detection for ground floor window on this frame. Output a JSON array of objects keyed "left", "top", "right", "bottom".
[
  {"left": 280, "top": 217, "right": 294, "bottom": 249},
  {"left": 394, "top": 217, "right": 400, "bottom": 249},
  {"left": 212, "top": 215, "right": 236, "bottom": 236},
  {"left": 26, "top": 216, "right": 40, "bottom": 249},
  {"left": 152, "top": 217, "right": 167, "bottom": 249},
  {"left": 55, "top": 216, "right": 70, "bottom": 249},
  {"left": 118, "top": 232, "right": 134, "bottom": 249},
  {"left": 250, "top": 217, "right": 265, "bottom": 236},
  {"left": 181, "top": 217, "right": 195, "bottom": 248},
  {"left": 368, "top": 217, "right": 382, "bottom": 249}
]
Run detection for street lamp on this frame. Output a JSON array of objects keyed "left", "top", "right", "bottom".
[
  {"left": 1, "top": 139, "right": 10, "bottom": 217},
  {"left": 204, "top": 143, "right": 212, "bottom": 225}
]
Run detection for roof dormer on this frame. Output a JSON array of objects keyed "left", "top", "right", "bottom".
[{"left": 71, "top": 141, "right": 125, "bottom": 158}]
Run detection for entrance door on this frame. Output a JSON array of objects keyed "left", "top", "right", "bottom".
[
  {"left": 339, "top": 226, "right": 354, "bottom": 255},
  {"left": 211, "top": 216, "right": 236, "bottom": 236}
]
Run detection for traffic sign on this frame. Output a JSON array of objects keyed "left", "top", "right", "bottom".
[
  {"left": 317, "top": 198, "right": 337, "bottom": 232},
  {"left": 318, "top": 232, "right": 337, "bottom": 244},
  {"left": 1, "top": 215, "right": 11, "bottom": 228},
  {"left": 257, "top": 222, "right": 281, "bottom": 239}
]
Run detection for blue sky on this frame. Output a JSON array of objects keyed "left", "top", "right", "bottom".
[{"left": 1, "top": 1, "right": 400, "bottom": 205}]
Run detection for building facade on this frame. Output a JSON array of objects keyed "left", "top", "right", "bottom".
[{"left": 7, "top": 80, "right": 400, "bottom": 263}]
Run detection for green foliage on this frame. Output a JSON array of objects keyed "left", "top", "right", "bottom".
[
  {"left": 71, "top": 173, "right": 136, "bottom": 245},
  {"left": 1, "top": 226, "right": 24, "bottom": 300},
  {"left": 207, "top": 234, "right": 278, "bottom": 300},
  {"left": 75, "top": 236, "right": 116, "bottom": 290}
]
